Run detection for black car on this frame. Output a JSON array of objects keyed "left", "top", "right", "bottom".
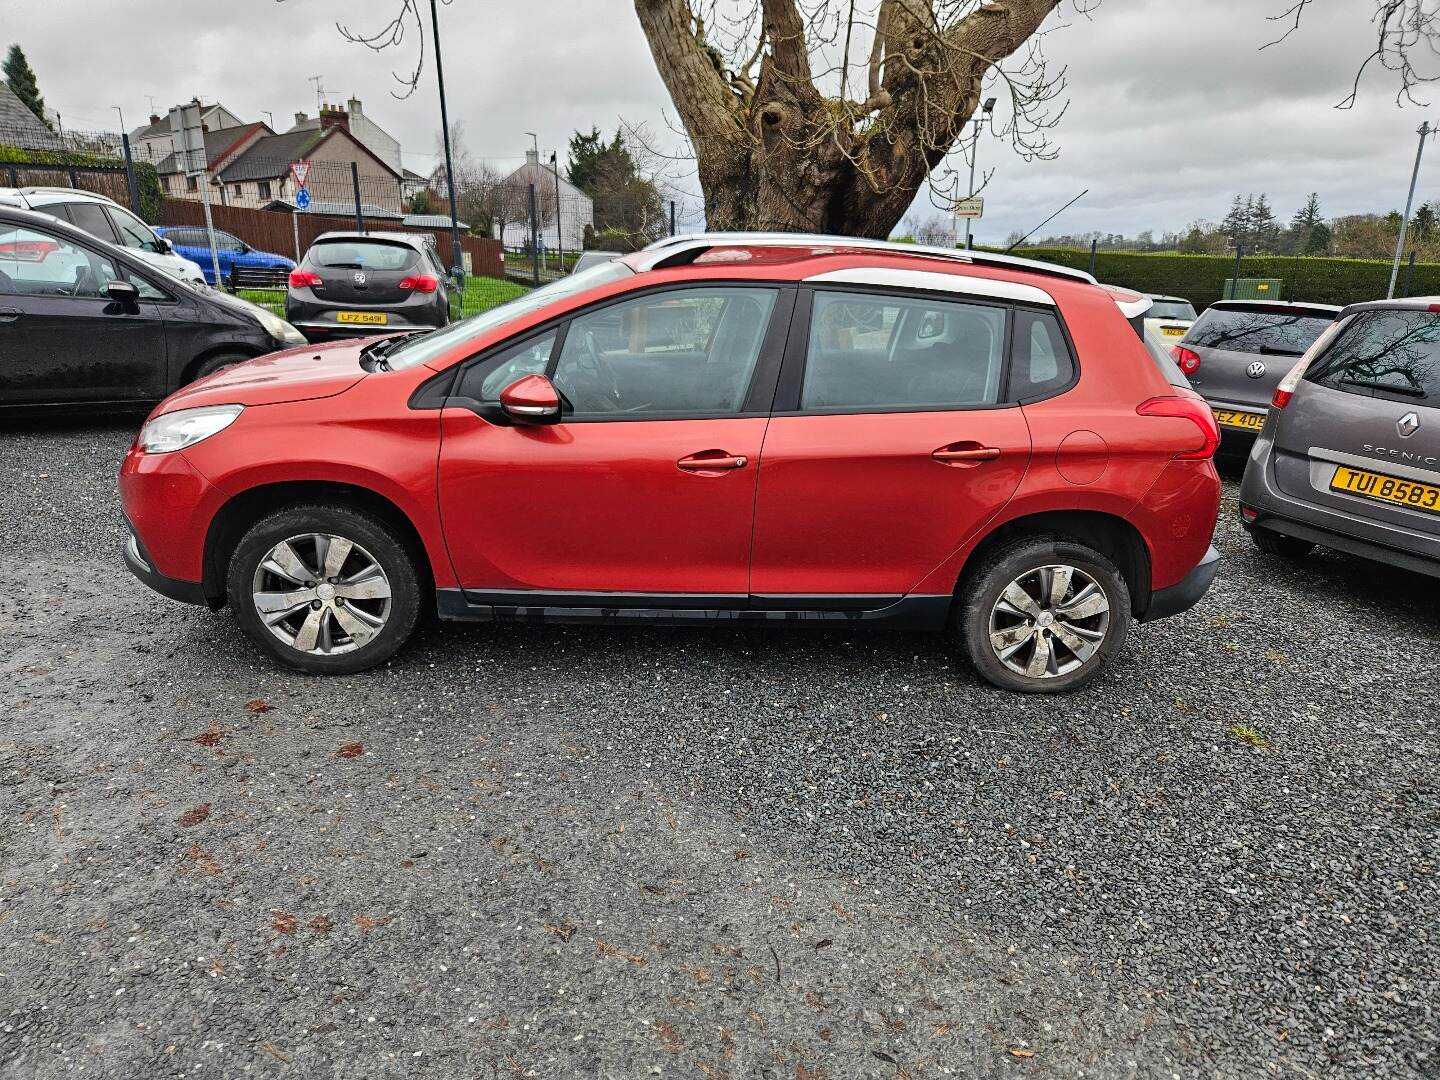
[
  {"left": 285, "top": 231, "right": 455, "bottom": 341},
  {"left": 0, "top": 205, "right": 307, "bottom": 412}
]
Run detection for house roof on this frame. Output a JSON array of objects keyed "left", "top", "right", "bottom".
[
  {"left": 262, "top": 198, "right": 405, "bottom": 219},
  {"left": 156, "top": 122, "right": 268, "bottom": 174},
  {"left": 0, "top": 81, "right": 64, "bottom": 150},
  {"left": 130, "top": 103, "right": 240, "bottom": 144},
  {"left": 219, "top": 126, "right": 402, "bottom": 183},
  {"left": 503, "top": 159, "right": 591, "bottom": 204}
]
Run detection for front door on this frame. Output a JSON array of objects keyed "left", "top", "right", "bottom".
[
  {"left": 438, "top": 284, "right": 791, "bottom": 599},
  {"left": 750, "top": 286, "right": 1033, "bottom": 602},
  {"left": 0, "top": 221, "right": 171, "bottom": 406}
]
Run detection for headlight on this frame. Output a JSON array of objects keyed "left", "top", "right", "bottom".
[
  {"left": 138, "top": 404, "right": 244, "bottom": 454},
  {"left": 253, "top": 306, "right": 307, "bottom": 346}
]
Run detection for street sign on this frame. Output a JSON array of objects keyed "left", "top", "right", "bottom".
[
  {"left": 290, "top": 161, "right": 311, "bottom": 188},
  {"left": 295, "top": 187, "right": 311, "bottom": 211},
  {"left": 953, "top": 197, "right": 984, "bottom": 219}
]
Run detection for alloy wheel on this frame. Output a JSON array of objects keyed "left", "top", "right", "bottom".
[
  {"left": 987, "top": 563, "right": 1111, "bottom": 680},
  {"left": 250, "top": 533, "right": 392, "bottom": 656}
]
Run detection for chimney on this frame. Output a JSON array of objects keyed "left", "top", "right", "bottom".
[
  {"left": 525, "top": 149, "right": 539, "bottom": 166},
  {"left": 294, "top": 111, "right": 308, "bottom": 126},
  {"left": 319, "top": 103, "right": 349, "bottom": 133},
  {"left": 347, "top": 96, "right": 362, "bottom": 119},
  {"left": 148, "top": 113, "right": 160, "bottom": 126}
]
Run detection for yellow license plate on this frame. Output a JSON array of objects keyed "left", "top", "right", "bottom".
[
  {"left": 337, "top": 311, "right": 387, "bottom": 325},
  {"left": 1213, "top": 409, "right": 1265, "bottom": 431},
  {"left": 1331, "top": 466, "right": 1440, "bottom": 514},
  {"left": 1161, "top": 326, "right": 1186, "bottom": 336}
]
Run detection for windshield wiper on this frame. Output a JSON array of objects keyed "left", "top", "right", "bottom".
[
  {"left": 1258, "top": 345, "right": 1305, "bottom": 356},
  {"left": 1342, "top": 378, "right": 1425, "bottom": 397},
  {"left": 359, "top": 337, "right": 398, "bottom": 372}
]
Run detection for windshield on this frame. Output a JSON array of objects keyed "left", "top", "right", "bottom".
[
  {"left": 311, "top": 240, "right": 417, "bottom": 271},
  {"left": 1149, "top": 301, "right": 1196, "bottom": 320},
  {"left": 383, "top": 261, "right": 635, "bottom": 370},
  {"left": 1185, "top": 307, "right": 1334, "bottom": 356}
]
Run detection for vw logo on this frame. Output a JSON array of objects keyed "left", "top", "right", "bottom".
[
  {"left": 1398, "top": 411, "right": 1421, "bottom": 438},
  {"left": 1246, "top": 360, "right": 1267, "bottom": 379},
  {"left": 353, "top": 271, "right": 367, "bottom": 286}
]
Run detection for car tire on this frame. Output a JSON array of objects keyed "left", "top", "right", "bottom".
[
  {"left": 959, "top": 535, "right": 1132, "bottom": 694},
  {"left": 225, "top": 503, "right": 422, "bottom": 675},
  {"left": 1251, "top": 529, "right": 1315, "bottom": 560},
  {"left": 190, "top": 352, "right": 252, "bottom": 382}
]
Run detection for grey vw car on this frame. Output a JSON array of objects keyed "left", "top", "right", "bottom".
[
  {"left": 1177, "top": 300, "right": 1340, "bottom": 451},
  {"left": 1240, "top": 298, "right": 1440, "bottom": 577}
]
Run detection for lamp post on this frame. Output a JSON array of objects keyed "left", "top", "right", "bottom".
[
  {"left": 962, "top": 96, "right": 996, "bottom": 250},
  {"left": 430, "top": 0, "right": 464, "bottom": 282},
  {"left": 1389, "top": 120, "right": 1433, "bottom": 299}
]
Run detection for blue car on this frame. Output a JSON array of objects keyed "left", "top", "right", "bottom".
[{"left": 153, "top": 226, "right": 295, "bottom": 289}]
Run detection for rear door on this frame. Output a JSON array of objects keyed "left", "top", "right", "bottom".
[
  {"left": 1273, "top": 308, "right": 1440, "bottom": 537},
  {"left": 749, "top": 283, "right": 1031, "bottom": 603}
]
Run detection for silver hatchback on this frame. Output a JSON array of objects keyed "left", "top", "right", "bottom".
[
  {"left": 1177, "top": 300, "right": 1340, "bottom": 449},
  {"left": 1240, "top": 298, "right": 1440, "bottom": 577}
]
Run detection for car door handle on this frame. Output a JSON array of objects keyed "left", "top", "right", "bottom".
[
  {"left": 677, "top": 451, "right": 748, "bottom": 472},
  {"left": 0, "top": 307, "right": 22, "bottom": 323},
  {"left": 932, "top": 443, "right": 1001, "bottom": 465}
]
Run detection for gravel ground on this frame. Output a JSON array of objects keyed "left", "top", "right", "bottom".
[{"left": 0, "top": 419, "right": 1435, "bottom": 1079}]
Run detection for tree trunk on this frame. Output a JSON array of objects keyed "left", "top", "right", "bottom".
[{"left": 633, "top": 0, "right": 1062, "bottom": 237}]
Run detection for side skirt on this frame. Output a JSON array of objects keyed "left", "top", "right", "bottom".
[{"left": 435, "top": 589, "right": 952, "bottom": 630}]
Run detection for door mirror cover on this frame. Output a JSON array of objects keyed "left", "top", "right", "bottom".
[
  {"left": 105, "top": 279, "right": 140, "bottom": 304},
  {"left": 498, "top": 374, "right": 561, "bottom": 423}
]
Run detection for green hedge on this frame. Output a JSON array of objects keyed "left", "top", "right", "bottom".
[
  {"left": 1006, "top": 247, "right": 1440, "bottom": 309},
  {"left": 0, "top": 144, "right": 162, "bottom": 223}
]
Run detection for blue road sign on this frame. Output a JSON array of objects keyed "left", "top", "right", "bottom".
[{"left": 296, "top": 187, "right": 311, "bottom": 210}]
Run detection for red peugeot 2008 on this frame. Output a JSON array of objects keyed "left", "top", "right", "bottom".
[{"left": 120, "top": 234, "right": 1221, "bottom": 693}]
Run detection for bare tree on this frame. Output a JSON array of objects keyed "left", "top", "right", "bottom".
[
  {"left": 634, "top": 0, "right": 1084, "bottom": 236},
  {"left": 1264, "top": 1, "right": 1440, "bottom": 107}
]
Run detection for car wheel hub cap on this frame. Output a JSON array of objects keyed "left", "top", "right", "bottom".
[
  {"left": 252, "top": 533, "right": 392, "bottom": 656},
  {"left": 987, "top": 564, "right": 1111, "bottom": 679}
]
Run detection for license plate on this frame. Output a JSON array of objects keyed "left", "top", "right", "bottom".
[
  {"left": 1331, "top": 466, "right": 1440, "bottom": 514},
  {"left": 337, "top": 311, "right": 387, "bottom": 325},
  {"left": 1213, "top": 409, "right": 1265, "bottom": 431},
  {"left": 1161, "top": 326, "right": 1186, "bottom": 336}
]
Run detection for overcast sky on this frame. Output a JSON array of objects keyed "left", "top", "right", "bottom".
[{"left": 8, "top": 0, "right": 1435, "bottom": 241}]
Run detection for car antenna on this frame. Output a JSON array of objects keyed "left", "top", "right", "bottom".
[{"left": 1002, "top": 189, "right": 1089, "bottom": 255}]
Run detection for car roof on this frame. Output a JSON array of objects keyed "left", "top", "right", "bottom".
[
  {"left": 311, "top": 230, "right": 431, "bottom": 248},
  {"left": 1145, "top": 293, "right": 1192, "bottom": 303},
  {"left": 0, "top": 185, "right": 121, "bottom": 209},
  {"left": 1205, "top": 299, "right": 1342, "bottom": 317},
  {"left": 0, "top": 202, "right": 130, "bottom": 249},
  {"left": 1337, "top": 296, "right": 1440, "bottom": 318},
  {"left": 633, "top": 232, "right": 1099, "bottom": 286}
]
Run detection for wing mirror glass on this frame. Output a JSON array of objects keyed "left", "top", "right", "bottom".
[{"left": 498, "top": 374, "right": 561, "bottom": 424}]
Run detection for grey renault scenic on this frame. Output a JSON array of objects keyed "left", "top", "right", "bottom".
[
  {"left": 1176, "top": 300, "right": 1340, "bottom": 450},
  {"left": 1240, "top": 298, "right": 1440, "bottom": 577}
]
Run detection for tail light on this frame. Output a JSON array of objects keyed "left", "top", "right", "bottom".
[
  {"left": 288, "top": 269, "right": 322, "bottom": 288},
  {"left": 1137, "top": 395, "right": 1220, "bottom": 460},
  {"left": 399, "top": 274, "right": 439, "bottom": 293},
  {"left": 1172, "top": 345, "right": 1201, "bottom": 375},
  {"left": 1273, "top": 318, "right": 1347, "bottom": 408}
]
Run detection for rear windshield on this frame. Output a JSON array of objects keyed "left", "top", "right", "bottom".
[
  {"left": 1185, "top": 307, "right": 1334, "bottom": 356},
  {"left": 1149, "top": 301, "right": 1196, "bottom": 320},
  {"left": 1306, "top": 309, "right": 1440, "bottom": 403},
  {"left": 309, "top": 240, "right": 417, "bottom": 271}
]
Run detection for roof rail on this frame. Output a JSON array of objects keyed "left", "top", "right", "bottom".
[{"left": 634, "top": 231, "right": 1098, "bottom": 285}]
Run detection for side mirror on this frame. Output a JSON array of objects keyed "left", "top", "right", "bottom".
[
  {"left": 155, "top": 236, "right": 174, "bottom": 254},
  {"left": 498, "top": 374, "right": 561, "bottom": 424},
  {"left": 105, "top": 279, "right": 140, "bottom": 304}
]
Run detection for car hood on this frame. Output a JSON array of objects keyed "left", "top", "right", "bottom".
[{"left": 158, "top": 338, "right": 368, "bottom": 412}]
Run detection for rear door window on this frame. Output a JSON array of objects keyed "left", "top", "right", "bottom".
[
  {"left": 65, "top": 202, "right": 119, "bottom": 244},
  {"left": 801, "top": 290, "right": 1006, "bottom": 410},
  {"left": 1306, "top": 309, "right": 1440, "bottom": 403},
  {"left": 1185, "top": 307, "right": 1334, "bottom": 357}
]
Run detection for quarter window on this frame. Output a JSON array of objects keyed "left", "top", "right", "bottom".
[
  {"left": 802, "top": 290, "right": 1006, "bottom": 410},
  {"left": 460, "top": 333, "right": 558, "bottom": 402},
  {"left": 107, "top": 207, "right": 159, "bottom": 252},
  {"left": 551, "top": 287, "right": 778, "bottom": 417},
  {"left": 1008, "top": 309, "right": 1075, "bottom": 399}
]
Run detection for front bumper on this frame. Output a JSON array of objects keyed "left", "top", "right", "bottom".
[
  {"left": 124, "top": 525, "right": 208, "bottom": 605},
  {"left": 1138, "top": 544, "right": 1221, "bottom": 622}
]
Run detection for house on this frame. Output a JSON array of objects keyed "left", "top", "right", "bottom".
[
  {"left": 401, "top": 167, "right": 429, "bottom": 201},
  {"left": 0, "top": 79, "right": 64, "bottom": 151},
  {"left": 288, "top": 98, "right": 400, "bottom": 174},
  {"left": 129, "top": 102, "right": 245, "bottom": 165},
  {"left": 216, "top": 120, "right": 405, "bottom": 213},
  {"left": 494, "top": 149, "right": 593, "bottom": 252},
  {"left": 153, "top": 121, "right": 270, "bottom": 198}
]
